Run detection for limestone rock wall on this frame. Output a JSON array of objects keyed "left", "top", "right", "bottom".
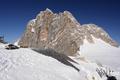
[{"left": 18, "top": 9, "right": 119, "bottom": 56}]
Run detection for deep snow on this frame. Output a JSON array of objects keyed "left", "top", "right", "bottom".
[
  {"left": 80, "top": 37, "right": 120, "bottom": 79},
  {"left": 0, "top": 48, "right": 81, "bottom": 80},
  {"left": 0, "top": 44, "right": 102, "bottom": 80},
  {"left": 0, "top": 42, "right": 119, "bottom": 80},
  {"left": 80, "top": 37, "right": 120, "bottom": 71}
]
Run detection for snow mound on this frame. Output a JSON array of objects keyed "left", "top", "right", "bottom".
[
  {"left": 0, "top": 43, "right": 7, "bottom": 48},
  {"left": 0, "top": 45, "right": 101, "bottom": 80},
  {"left": 0, "top": 48, "right": 81, "bottom": 80},
  {"left": 80, "top": 36, "right": 120, "bottom": 72}
]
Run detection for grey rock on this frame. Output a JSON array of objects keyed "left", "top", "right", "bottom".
[{"left": 18, "top": 9, "right": 119, "bottom": 56}]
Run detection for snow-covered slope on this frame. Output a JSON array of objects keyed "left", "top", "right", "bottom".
[
  {"left": 0, "top": 44, "right": 103, "bottom": 80},
  {"left": 0, "top": 49, "right": 80, "bottom": 80},
  {"left": 0, "top": 43, "right": 119, "bottom": 80},
  {"left": 80, "top": 37, "right": 120, "bottom": 72},
  {"left": 0, "top": 43, "right": 7, "bottom": 48}
]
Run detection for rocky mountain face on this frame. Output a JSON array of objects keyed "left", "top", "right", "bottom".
[{"left": 18, "top": 8, "right": 119, "bottom": 56}]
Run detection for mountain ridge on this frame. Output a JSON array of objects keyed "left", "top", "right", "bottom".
[{"left": 18, "top": 8, "right": 119, "bottom": 56}]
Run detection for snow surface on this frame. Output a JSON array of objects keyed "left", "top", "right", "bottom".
[
  {"left": 14, "top": 39, "right": 20, "bottom": 47},
  {"left": 0, "top": 43, "right": 7, "bottom": 48},
  {"left": 46, "top": 8, "right": 53, "bottom": 13},
  {"left": 31, "top": 27, "right": 35, "bottom": 33},
  {"left": 0, "top": 48, "right": 81, "bottom": 80},
  {"left": 0, "top": 44, "right": 101, "bottom": 80},
  {"left": 0, "top": 43, "right": 119, "bottom": 80},
  {"left": 31, "top": 19, "right": 36, "bottom": 23},
  {"left": 80, "top": 37, "right": 120, "bottom": 72}
]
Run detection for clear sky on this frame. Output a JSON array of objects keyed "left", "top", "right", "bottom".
[{"left": 0, "top": 0, "right": 120, "bottom": 43}]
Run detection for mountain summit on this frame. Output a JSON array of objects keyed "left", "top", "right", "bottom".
[{"left": 18, "top": 8, "right": 119, "bottom": 56}]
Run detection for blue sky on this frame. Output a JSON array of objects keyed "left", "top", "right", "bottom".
[{"left": 0, "top": 0, "right": 120, "bottom": 43}]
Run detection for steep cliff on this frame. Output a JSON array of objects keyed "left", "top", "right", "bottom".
[{"left": 18, "top": 8, "right": 119, "bottom": 56}]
